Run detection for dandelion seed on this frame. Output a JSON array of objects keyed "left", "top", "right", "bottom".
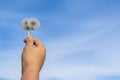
[
  {"left": 21, "top": 18, "right": 40, "bottom": 37},
  {"left": 28, "top": 18, "right": 40, "bottom": 30}
]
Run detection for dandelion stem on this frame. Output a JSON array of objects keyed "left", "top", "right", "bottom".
[
  {"left": 31, "top": 29, "right": 33, "bottom": 37},
  {"left": 30, "top": 29, "right": 32, "bottom": 37},
  {"left": 29, "top": 25, "right": 32, "bottom": 37},
  {"left": 27, "top": 30, "right": 31, "bottom": 37}
]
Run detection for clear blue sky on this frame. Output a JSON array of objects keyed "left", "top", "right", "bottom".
[{"left": 0, "top": 0, "right": 120, "bottom": 80}]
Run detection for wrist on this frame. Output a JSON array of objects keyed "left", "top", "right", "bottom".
[
  {"left": 22, "top": 64, "right": 40, "bottom": 74},
  {"left": 22, "top": 66, "right": 40, "bottom": 80}
]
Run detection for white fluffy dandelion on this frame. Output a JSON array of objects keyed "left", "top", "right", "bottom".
[
  {"left": 28, "top": 18, "right": 40, "bottom": 30},
  {"left": 21, "top": 18, "right": 40, "bottom": 37}
]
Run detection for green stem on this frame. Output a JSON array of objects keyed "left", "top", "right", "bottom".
[
  {"left": 27, "top": 30, "right": 31, "bottom": 37},
  {"left": 27, "top": 26, "right": 34, "bottom": 37},
  {"left": 30, "top": 29, "right": 32, "bottom": 37}
]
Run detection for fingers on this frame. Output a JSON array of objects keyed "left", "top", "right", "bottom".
[
  {"left": 33, "top": 39, "right": 46, "bottom": 53},
  {"left": 24, "top": 37, "right": 34, "bottom": 47},
  {"left": 33, "top": 38, "right": 43, "bottom": 47},
  {"left": 24, "top": 37, "right": 44, "bottom": 48}
]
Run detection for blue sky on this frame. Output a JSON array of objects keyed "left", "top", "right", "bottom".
[{"left": 0, "top": 0, "right": 120, "bottom": 80}]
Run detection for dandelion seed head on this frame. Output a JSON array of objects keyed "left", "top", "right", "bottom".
[
  {"left": 21, "top": 18, "right": 29, "bottom": 30},
  {"left": 28, "top": 18, "right": 40, "bottom": 30},
  {"left": 21, "top": 18, "right": 40, "bottom": 30}
]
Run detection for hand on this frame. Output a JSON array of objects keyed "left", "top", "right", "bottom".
[{"left": 21, "top": 37, "right": 46, "bottom": 80}]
